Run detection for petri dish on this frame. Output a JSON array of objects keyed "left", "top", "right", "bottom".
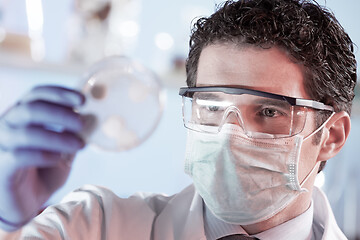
[{"left": 79, "top": 56, "right": 165, "bottom": 151}]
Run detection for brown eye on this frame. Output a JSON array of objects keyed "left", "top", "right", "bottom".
[{"left": 260, "top": 108, "right": 277, "bottom": 117}]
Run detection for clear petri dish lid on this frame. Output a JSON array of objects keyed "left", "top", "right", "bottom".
[{"left": 79, "top": 56, "right": 166, "bottom": 152}]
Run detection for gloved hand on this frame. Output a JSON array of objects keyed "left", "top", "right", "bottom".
[{"left": 0, "top": 85, "right": 86, "bottom": 231}]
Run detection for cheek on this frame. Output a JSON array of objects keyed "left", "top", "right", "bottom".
[
  {"left": 297, "top": 111, "right": 322, "bottom": 180},
  {"left": 297, "top": 139, "right": 322, "bottom": 182}
]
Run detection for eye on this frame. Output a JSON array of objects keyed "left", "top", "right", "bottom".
[
  {"left": 259, "top": 108, "right": 282, "bottom": 117},
  {"left": 206, "top": 105, "right": 220, "bottom": 112}
]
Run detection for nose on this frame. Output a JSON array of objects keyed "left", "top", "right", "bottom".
[{"left": 220, "top": 106, "right": 245, "bottom": 129}]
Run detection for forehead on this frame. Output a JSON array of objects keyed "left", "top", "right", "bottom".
[{"left": 196, "top": 43, "right": 309, "bottom": 99}]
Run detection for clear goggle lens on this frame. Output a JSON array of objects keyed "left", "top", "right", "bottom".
[{"left": 182, "top": 91, "right": 308, "bottom": 138}]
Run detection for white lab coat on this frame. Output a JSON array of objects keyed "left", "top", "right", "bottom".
[{"left": 3, "top": 185, "right": 346, "bottom": 240}]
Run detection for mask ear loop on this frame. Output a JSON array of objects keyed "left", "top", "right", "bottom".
[
  {"left": 300, "top": 161, "right": 321, "bottom": 188},
  {"left": 300, "top": 112, "right": 335, "bottom": 188},
  {"left": 303, "top": 112, "right": 335, "bottom": 141}
]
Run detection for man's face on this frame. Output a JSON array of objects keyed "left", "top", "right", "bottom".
[{"left": 195, "top": 43, "right": 323, "bottom": 189}]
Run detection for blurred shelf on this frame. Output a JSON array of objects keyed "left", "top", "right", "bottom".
[{"left": 0, "top": 51, "right": 88, "bottom": 75}]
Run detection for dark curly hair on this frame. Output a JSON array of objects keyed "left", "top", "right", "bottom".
[
  {"left": 185, "top": 0, "right": 357, "bottom": 171},
  {"left": 186, "top": 0, "right": 356, "bottom": 113}
]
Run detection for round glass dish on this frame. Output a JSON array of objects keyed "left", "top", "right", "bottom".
[{"left": 79, "top": 56, "right": 165, "bottom": 151}]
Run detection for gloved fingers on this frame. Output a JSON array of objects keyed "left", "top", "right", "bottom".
[
  {"left": 3, "top": 100, "right": 85, "bottom": 132},
  {"left": 37, "top": 162, "right": 73, "bottom": 193},
  {"left": 0, "top": 125, "right": 85, "bottom": 153},
  {"left": 12, "top": 148, "right": 74, "bottom": 168},
  {"left": 20, "top": 85, "right": 85, "bottom": 108}
]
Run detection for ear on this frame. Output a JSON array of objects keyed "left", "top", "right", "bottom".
[{"left": 317, "top": 111, "right": 351, "bottom": 161}]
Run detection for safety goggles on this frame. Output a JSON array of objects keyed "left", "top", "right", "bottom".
[{"left": 179, "top": 87, "right": 334, "bottom": 139}]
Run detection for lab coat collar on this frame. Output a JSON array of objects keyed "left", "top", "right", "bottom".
[
  {"left": 179, "top": 189, "right": 206, "bottom": 240},
  {"left": 312, "top": 186, "right": 347, "bottom": 239},
  {"left": 153, "top": 185, "right": 346, "bottom": 240},
  {"left": 153, "top": 185, "right": 206, "bottom": 240}
]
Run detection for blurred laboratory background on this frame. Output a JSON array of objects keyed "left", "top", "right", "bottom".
[{"left": 0, "top": 0, "right": 359, "bottom": 239}]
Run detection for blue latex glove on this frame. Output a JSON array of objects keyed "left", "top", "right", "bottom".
[{"left": 0, "top": 85, "right": 86, "bottom": 231}]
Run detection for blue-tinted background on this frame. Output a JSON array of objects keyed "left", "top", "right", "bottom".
[{"left": 0, "top": 0, "right": 359, "bottom": 238}]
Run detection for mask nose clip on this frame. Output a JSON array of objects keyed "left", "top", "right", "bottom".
[{"left": 218, "top": 106, "right": 245, "bottom": 132}]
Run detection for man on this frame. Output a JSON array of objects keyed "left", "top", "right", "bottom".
[{"left": 0, "top": 0, "right": 356, "bottom": 239}]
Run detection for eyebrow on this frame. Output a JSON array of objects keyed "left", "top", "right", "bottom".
[
  {"left": 251, "top": 98, "right": 290, "bottom": 109},
  {"left": 194, "top": 92, "right": 223, "bottom": 100},
  {"left": 195, "top": 92, "right": 290, "bottom": 107}
]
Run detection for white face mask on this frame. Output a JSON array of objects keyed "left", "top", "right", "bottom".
[{"left": 184, "top": 122, "right": 326, "bottom": 225}]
